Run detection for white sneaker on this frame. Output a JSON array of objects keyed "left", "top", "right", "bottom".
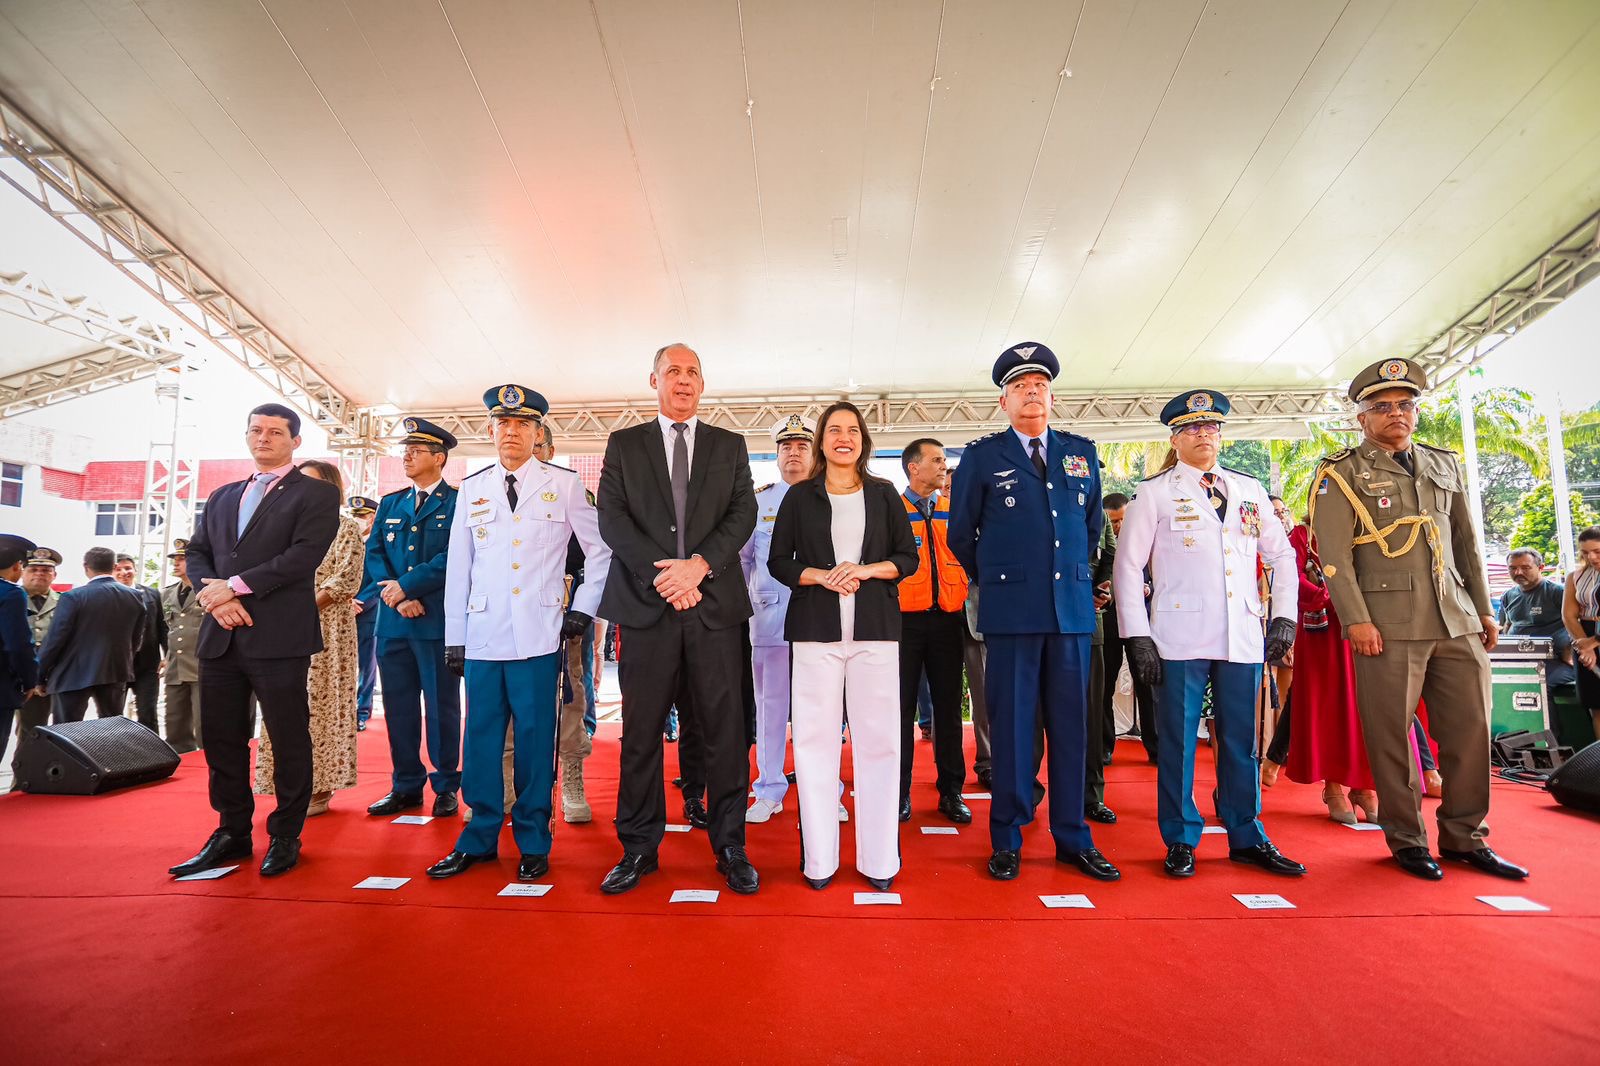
[
  {"left": 746, "top": 798, "right": 783, "bottom": 823},
  {"left": 838, "top": 803, "right": 849, "bottom": 823}
]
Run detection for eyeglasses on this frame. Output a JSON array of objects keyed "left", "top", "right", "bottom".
[
  {"left": 401, "top": 446, "right": 438, "bottom": 457},
  {"left": 1364, "top": 400, "right": 1418, "bottom": 416},
  {"left": 1177, "top": 423, "right": 1222, "bottom": 437}
]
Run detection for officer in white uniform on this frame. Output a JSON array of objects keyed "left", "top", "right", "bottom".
[
  {"left": 1114, "top": 389, "right": 1305, "bottom": 879},
  {"left": 425, "top": 384, "right": 612, "bottom": 883},
  {"left": 740, "top": 414, "right": 814, "bottom": 823}
]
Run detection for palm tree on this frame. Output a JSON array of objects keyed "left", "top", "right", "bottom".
[{"left": 1416, "top": 385, "right": 1548, "bottom": 477}]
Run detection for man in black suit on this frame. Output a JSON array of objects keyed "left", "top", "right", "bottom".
[
  {"left": 1, "top": 535, "right": 42, "bottom": 757},
  {"left": 37, "top": 547, "right": 146, "bottom": 722},
  {"left": 597, "top": 343, "right": 760, "bottom": 895},
  {"left": 170, "top": 403, "right": 339, "bottom": 879},
  {"left": 113, "top": 552, "right": 166, "bottom": 732}
]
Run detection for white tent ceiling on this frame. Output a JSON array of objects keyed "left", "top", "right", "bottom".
[{"left": 1, "top": 0, "right": 1599, "bottom": 445}]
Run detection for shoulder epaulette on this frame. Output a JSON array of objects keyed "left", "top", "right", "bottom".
[
  {"left": 1322, "top": 448, "right": 1351, "bottom": 464},
  {"left": 1057, "top": 428, "right": 1095, "bottom": 446},
  {"left": 965, "top": 430, "right": 1002, "bottom": 448},
  {"left": 465, "top": 463, "right": 497, "bottom": 481},
  {"left": 1139, "top": 468, "right": 1169, "bottom": 483},
  {"left": 1221, "top": 465, "right": 1263, "bottom": 484},
  {"left": 755, "top": 483, "right": 775, "bottom": 494},
  {"left": 380, "top": 486, "right": 409, "bottom": 499},
  {"left": 1414, "top": 441, "right": 1455, "bottom": 455}
]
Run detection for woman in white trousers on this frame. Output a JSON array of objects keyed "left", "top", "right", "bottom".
[{"left": 768, "top": 402, "right": 920, "bottom": 890}]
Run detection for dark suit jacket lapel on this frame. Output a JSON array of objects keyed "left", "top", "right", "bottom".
[
  {"left": 237, "top": 468, "right": 299, "bottom": 546},
  {"left": 646, "top": 421, "right": 678, "bottom": 519},
  {"left": 213, "top": 481, "right": 246, "bottom": 553},
  {"left": 687, "top": 422, "right": 715, "bottom": 516}
]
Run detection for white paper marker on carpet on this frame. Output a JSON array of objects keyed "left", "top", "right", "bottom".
[
  {"left": 174, "top": 865, "right": 238, "bottom": 882},
  {"left": 498, "top": 883, "right": 552, "bottom": 898},
  {"left": 664, "top": 824, "right": 693, "bottom": 833},
  {"left": 1477, "top": 896, "right": 1549, "bottom": 912},
  {"left": 1342, "top": 821, "right": 1384, "bottom": 831},
  {"left": 1233, "top": 893, "right": 1294, "bottom": 910},
  {"left": 1201, "top": 825, "right": 1227, "bottom": 836},
  {"left": 962, "top": 792, "right": 991, "bottom": 801},
  {"left": 354, "top": 876, "right": 410, "bottom": 890},
  {"left": 854, "top": 892, "right": 901, "bottom": 905},
  {"left": 920, "top": 826, "right": 958, "bottom": 836},
  {"left": 391, "top": 815, "right": 432, "bottom": 825},
  {"left": 1039, "top": 894, "right": 1094, "bottom": 909},
  {"left": 670, "top": 889, "right": 719, "bottom": 903}
]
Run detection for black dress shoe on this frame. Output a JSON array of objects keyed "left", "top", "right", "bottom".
[
  {"left": 1164, "top": 842, "right": 1196, "bottom": 878},
  {"left": 518, "top": 854, "right": 549, "bottom": 881},
  {"left": 716, "top": 846, "right": 760, "bottom": 895},
  {"left": 805, "top": 874, "right": 832, "bottom": 890},
  {"left": 427, "top": 849, "right": 497, "bottom": 879},
  {"left": 987, "top": 849, "right": 1020, "bottom": 880},
  {"left": 1057, "top": 846, "right": 1121, "bottom": 881},
  {"left": 432, "top": 792, "right": 459, "bottom": 817},
  {"left": 367, "top": 791, "right": 424, "bottom": 816},
  {"left": 898, "top": 797, "right": 912, "bottom": 823},
  {"left": 1440, "top": 847, "right": 1529, "bottom": 880},
  {"left": 683, "top": 797, "right": 710, "bottom": 829},
  {"left": 1085, "top": 802, "right": 1118, "bottom": 824},
  {"left": 169, "top": 829, "right": 252, "bottom": 877},
  {"left": 1228, "top": 842, "right": 1306, "bottom": 876},
  {"left": 600, "top": 852, "right": 658, "bottom": 895},
  {"left": 938, "top": 793, "right": 972, "bottom": 824},
  {"left": 357, "top": 720, "right": 368, "bottom": 732},
  {"left": 864, "top": 874, "right": 895, "bottom": 891},
  {"left": 1395, "top": 846, "right": 1443, "bottom": 880},
  {"left": 259, "top": 836, "right": 301, "bottom": 877},
  {"left": 976, "top": 770, "right": 993, "bottom": 790}
]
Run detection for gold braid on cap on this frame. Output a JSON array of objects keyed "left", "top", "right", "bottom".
[{"left": 1307, "top": 463, "right": 1445, "bottom": 592}]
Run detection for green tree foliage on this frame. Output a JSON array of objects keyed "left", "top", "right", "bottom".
[{"left": 1509, "top": 483, "right": 1600, "bottom": 562}]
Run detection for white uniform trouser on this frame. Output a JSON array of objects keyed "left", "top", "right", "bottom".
[
  {"left": 793, "top": 639, "right": 900, "bottom": 881},
  {"left": 751, "top": 642, "right": 791, "bottom": 803}
]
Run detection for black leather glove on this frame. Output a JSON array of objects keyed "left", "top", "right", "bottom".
[
  {"left": 1126, "top": 636, "right": 1164, "bottom": 687},
  {"left": 1264, "top": 617, "right": 1296, "bottom": 665},
  {"left": 560, "top": 610, "right": 593, "bottom": 641},
  {"left": 445, "top": 645, "right": 465, "bottom": 677}
]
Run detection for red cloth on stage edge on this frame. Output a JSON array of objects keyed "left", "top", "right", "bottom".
[{"left": 1284, "top": 525, "right": 1377, "bottom": 791}]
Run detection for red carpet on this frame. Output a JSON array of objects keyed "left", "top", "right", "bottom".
[{"left": 3, "top": 722, "right": 1597, "bottom": 1064}]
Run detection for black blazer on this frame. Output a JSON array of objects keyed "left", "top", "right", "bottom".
[
  {"left": 767, "top": 477, "right": 919, "bottom": 643},
  {"left": 597, "top": 419, "right": 758, "bottom": 629},
  {"left": 186, "top": 466, "right": 341, "bottom": 659},
  {"left": 37, "top": 577, "right": 146, "bottom": 692},
  {"left": 131, "top": 583, "right": 167, "bottom": 673}
]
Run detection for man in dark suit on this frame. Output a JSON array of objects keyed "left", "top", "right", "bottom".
[
  {"left": 37, "top": 547, "right": 146, "bottom": 722},
  {"left": 113, "top": 552, "right": 167, "bottom": 732},
  {"left": 1, "top": 535, "right": 41, "bottom": 758},
  {"left": 596, "top": 343, "right": 760, "bottom": 895},
  {"left": 170, "top": 403, "right": 339, "bottom": 879}
]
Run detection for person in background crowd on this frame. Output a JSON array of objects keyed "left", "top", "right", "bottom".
[
  {"left": 1500, "top": 547, "right": 1575, "bottom": 688},
  {"left": 364, "top": 418, "right": 462, "bottom": 819},
  {"left": 1099, "top": 493, "right": 1156, "bottom": 763},
  {"left": 897, "top": 437, "right": 971, "bottom": 826},
  {"left": 1117, "top": 389, "right": 1305, "bottom": 879},
  {"left": 161, "top": 540, "right": 205, "bottom": 753},
  {"left": 596, "top": 344, "right": 758, "bottom": 896},
  {"left": 12, "top": 547, "right": 61, "bottom": 773},
  {"left": 963, "top": 583, "right": 992, "bottom": 790},
  {"left": 1084, "top": 512, "right": 1117, "bottom": 824},
  {"left": 768, "top": 401, "right": 918, "bottom": 890},
  {"left": 169, "top": 402, "right": 340, "bottom": 879},
  {"left": 38, "top": 547, "right": 144, "bottom": 724},
  {"left": 348, "top": 496, "right": 380, "bottom": 732},
  {"left": 1310, "top": 358, "right": 1525, "bottom": 882},
  {"left": 1563, "top": 526, "right": 1600, "bottom": 742},
  {"left": 740, "top": 413, "right": 816, "bottom": 824},
  {"left": 429, "top": 385, "right": 609, "bottom": 882},
  {"left": 114, "top": 552, "right": 166, "bottom": 733},
  {"left": 948, "top": 342, "right": 1118, "bottom": 884},
  {"left": 0, "top": 535, "right": 41, "bottom": 779},
  {"left": 255, "top": 459, "right": 364, "bottom": 817}
]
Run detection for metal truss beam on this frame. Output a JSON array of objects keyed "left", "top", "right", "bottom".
[
  {"left": 1413, "top": 208, "right": 1600, "bottom": 390},
  {"left": 0, "top": 93, "right": 364, "bottom": 442},
  {"left": 400, "top": 387, "right": 1347, "bottom": 453}
]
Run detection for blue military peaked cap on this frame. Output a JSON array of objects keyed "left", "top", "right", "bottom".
[
  {"left": 483, "top": 384, "right": 549, "bottom": 421},
  {"left": 347, "top": 495, "right": 378, "bottom": 514},
  {"left": 992, "top": 342, "right": 1060, "bottom": 387},
  {"left": 1161, "top": 389, "right": 1231, "bottom": 430},
  {"left": 0, "top": 534, "right": 37, "bottom": 561},
  {"left": 399, "top": 416, "right": 458, "bottom": 451}
]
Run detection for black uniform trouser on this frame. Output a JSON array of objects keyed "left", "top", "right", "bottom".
[
  {"left": 898, "top": 610, "right": 967, "bottom": 801},
  {"left": 616, "top": 615, "right": 748, "bottom": 856},
  {"left": 1085, "top": 639, "right": 1106, "bottom": 806},
  {"left": 201, "top": 646, "right": 312, "bottom": 839},
  {"left": 1102, "top": 623, "right": 1158, "bottom": 761},
  {"left": 52, "top": 685, "right": 126, "bottom": 723}
]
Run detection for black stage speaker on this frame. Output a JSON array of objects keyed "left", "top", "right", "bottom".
[
  {"left": 15, "top": 717, "right": 180, "bottom": 795},
  {"left": 1546, "top": 741, "right": 1600, "bottom": 815}
]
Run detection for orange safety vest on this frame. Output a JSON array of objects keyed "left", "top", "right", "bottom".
[{"left": 900, "top": 492, "right": 969, "bottom": 613}]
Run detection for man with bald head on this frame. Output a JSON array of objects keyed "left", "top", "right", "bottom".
[{"left": 596, "top": 343, "right": 760, "bottom": 895}]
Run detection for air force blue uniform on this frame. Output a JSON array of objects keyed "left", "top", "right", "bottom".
[
  {"left": 949, "top": 405, "right": 1103, "bottom": 855},
  {"left": 365, "top": 481, "right": 462, "bottom": 797}
]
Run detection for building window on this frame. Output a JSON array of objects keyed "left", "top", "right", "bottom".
[
  {"left": 94, "top": 502, "right": 156, "bottom": 536},
  {"left": 0, "top": 463, "right": 20, "bottom": 507}
]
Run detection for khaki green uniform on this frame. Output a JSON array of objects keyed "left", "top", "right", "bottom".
[
  {"left": 161, "top": 581, "right": 205, "bottom": 752},
  {"left": 1309, "top": 439, "right": 1493, "bottom": 853}
]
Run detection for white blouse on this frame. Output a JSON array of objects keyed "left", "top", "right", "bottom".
[{"left": 829, "top": 489, "right": 866, "bottom": 642}]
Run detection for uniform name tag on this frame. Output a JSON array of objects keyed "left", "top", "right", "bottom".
[
  {"left": 386, "top": 518, "right": 402, "bottom": 524},
  {"left": 762, "top": 515, "right": 776, "bottom": 522}
]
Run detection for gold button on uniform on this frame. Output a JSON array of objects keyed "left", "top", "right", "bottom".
[
  {"left": 512, "top": 587, "right": 521, "bottom": 595},
  {"left": 512, "top": 562, "right": 520, "bottom": 570},
  {"left": 512, "top": 539, "right": 521, "bottom": 547}
]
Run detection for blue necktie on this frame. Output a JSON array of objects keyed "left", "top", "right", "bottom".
[{"left": 237, "top": 473, "right": 276, "bottom": 537}]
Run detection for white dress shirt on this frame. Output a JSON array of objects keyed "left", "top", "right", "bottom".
[{"left": 657, "top": 413, "right": 700, "bottom": 478}]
